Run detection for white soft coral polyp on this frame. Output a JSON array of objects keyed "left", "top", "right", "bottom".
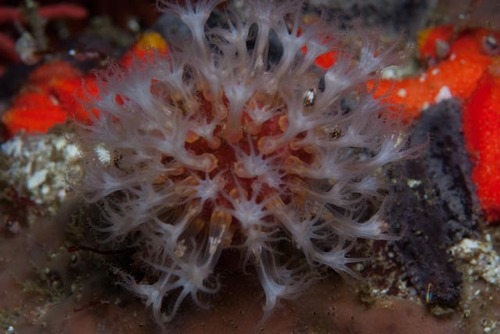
[{"left": 77, "top": 0, "right": 414, "bottom": 324}]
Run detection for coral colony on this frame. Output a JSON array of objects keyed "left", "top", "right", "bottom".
[{"left": 77, "top": 0, "right": 414, "bottom": 323}]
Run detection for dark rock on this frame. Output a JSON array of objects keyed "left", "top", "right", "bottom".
[
  {"left": 387, "top": 99, "right": 482, "bottom": 308},
  {"left": 305, "top": 0, "right": 432, "bottom": 36}
]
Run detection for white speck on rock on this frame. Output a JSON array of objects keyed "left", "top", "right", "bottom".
[
  {"left": 27, "top": 169, "right": 47, "bottom": 189},
  {"left": 434, "top": 86, "right": 452, "bottom": 103}
]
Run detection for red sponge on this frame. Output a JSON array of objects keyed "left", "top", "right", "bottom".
[{"left": 463, "top": 62, "right": 500, "bottom": 223}]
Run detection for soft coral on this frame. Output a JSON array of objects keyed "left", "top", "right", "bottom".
[{"left": 77, "top": 0, "right": 414, "bottom": 323}]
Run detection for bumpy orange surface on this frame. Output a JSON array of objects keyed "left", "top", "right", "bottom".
[
  {"left": 372, "top": 28, "right": 498, "bottom": 122},
  {"left": 1, "top": 61, "right": 82, "bottom": 135},
  {"left": 463, "top": 61, "right": 500, "bottom": 222},
  {"left": 1, "top": 32, "right": 167, "bottom": 136}
]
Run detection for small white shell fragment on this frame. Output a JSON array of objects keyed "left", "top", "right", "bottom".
[{"left": 27, "top": 169, "right": 48, "bottom": 189}]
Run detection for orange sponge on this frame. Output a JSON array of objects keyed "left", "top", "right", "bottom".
[{"left": 463, "top": 61, "right": 500, "bottom": 223}]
